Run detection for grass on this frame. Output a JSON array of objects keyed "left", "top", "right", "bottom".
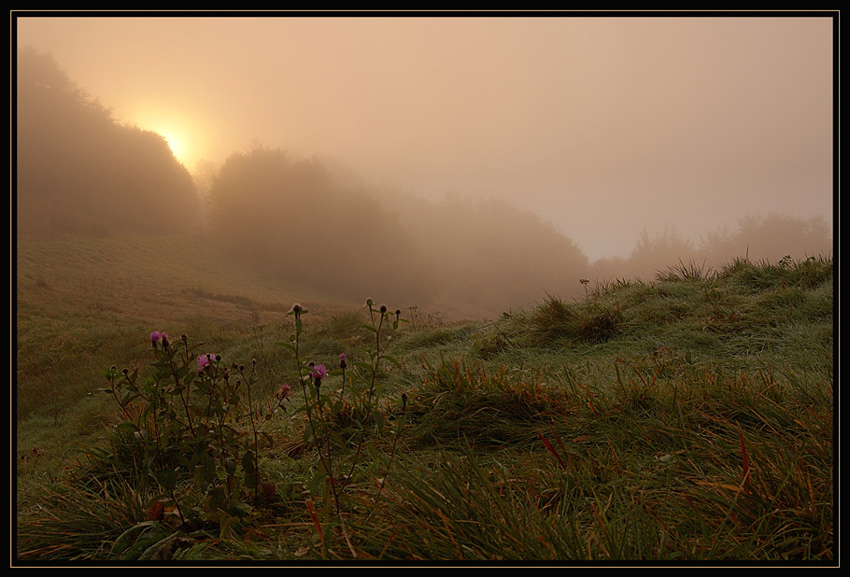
[{"left": 14, "top": 238, "right": 834, "bottom": 564}]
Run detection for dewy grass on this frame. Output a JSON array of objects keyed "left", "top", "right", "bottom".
[{"left": 15, "top": 255, "right": 834, "bottom": 563}]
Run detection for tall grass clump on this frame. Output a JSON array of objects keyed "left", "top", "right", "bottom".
[
  {"left": 529, "top": 293, "right": 623, "bottom": 347},
  {"left": 718, "top": 255, "right": 833, "bottom": 292},
  {"left": 654, "top": 259, "right": 715, "bottom": 283}
]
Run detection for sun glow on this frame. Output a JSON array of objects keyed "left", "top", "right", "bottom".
[
  {"left": 128, "top": 106, "right": 204, "bottom": 170},
  {"left": 155, "top": 128, "right": 191, "bottom": 167}
]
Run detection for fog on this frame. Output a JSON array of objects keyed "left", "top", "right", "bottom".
[{"left": 15, "top": 14, "right": 834, "bottom": 266}]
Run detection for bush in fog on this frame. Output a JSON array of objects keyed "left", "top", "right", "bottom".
[
  {"left": 699, "top": 212, "right": 832, "bottom": 264},
  {"left": 589, "top": 213, "right": 832, "bottom": 284},
  {"left": 16, "top": 48, "right": 200, "bottom": 237},
  {"left": 206, "top": 144, "right": 431, "bottom": 304},
  {"left": 589, "top": 226, "right": 695, "bottom": 283},
  {"left": 208, "top": 149, "right": 593, "bottom": 315},
  {"left": 398, "top": 195, "right": 591, "bottom": 312}
]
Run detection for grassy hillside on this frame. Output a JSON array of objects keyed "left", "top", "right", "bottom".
[
  {"left": 16, "top": 235, "right": 354, "bottom": 410},
  {"left": 14, "top": 238, "right": 834, "bottom": 564}
]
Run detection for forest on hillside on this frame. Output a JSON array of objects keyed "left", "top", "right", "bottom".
[
  {"left": 15, "top": 47, "right": 200, "bottom": 238},
  {"left": 15, "top": 48, "right": 833, "bottom": 314}
]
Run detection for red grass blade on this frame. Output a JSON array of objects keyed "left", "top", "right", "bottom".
[
  {"left": 738, "top": 425, "right": 751, "bottom": 495},
  {"left": 538, "top": 432, "right": 566, "bottom": 468}
]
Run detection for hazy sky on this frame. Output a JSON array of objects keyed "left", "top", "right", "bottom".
[{"left": 14, "top": 13, "right": 835, "bottom": 260}]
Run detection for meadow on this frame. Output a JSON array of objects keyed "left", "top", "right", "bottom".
[{"left": 14, "top": 235, "right": 834, "bottom": 564}]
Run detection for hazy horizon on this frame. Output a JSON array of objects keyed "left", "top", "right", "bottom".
[{"left": 14, "top": 13, "right": 835, "bottom": 261}]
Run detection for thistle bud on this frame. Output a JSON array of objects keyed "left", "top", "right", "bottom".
[
  {"left": 310, "top": 364, "right": 328, "bottom": 388},
  {"left": 276, "top": 384, "right": 291, "bottom": 400}
]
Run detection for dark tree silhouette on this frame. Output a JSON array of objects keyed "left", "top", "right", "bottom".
[{"left": 16, "top": 47, "right": 200, "bottom": 237}]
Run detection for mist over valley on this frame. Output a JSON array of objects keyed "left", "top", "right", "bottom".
[{"left": 14, "top": 18, "right": 834, "bottom": 318}]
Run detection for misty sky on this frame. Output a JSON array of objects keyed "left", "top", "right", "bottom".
[{"left": 14, "top": 13, "right": 835, "bottom": 260}]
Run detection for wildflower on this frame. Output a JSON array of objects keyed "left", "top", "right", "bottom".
[
  {"left": 311, "top": 364, "right": 328, "bottom": 388},
  {"left": 150, "top": 330, "right": 169, "bottom": 348},
  {"left": 291, "top": 303, "right": 303, "bottom": 318},
  {"left": 276, "top": 384, "right": 292, "bottom": 400},
  {"left": 339, "top": 353, "right": 347, "bottom": 370},
  {"left": 198, "top": 354, "right": 211, "bottom": 369}
]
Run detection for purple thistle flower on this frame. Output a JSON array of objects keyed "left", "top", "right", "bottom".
[
  {"left": 150, "top": 331, "right": 168, "bottom": 348},
  {"left": 198, "top": 354, "right": 211, "bottom": 369},
  {"left": 311, "top": 364, "right": 328, "bottom": 389},
  {"left": 276, "top": 384, "right": 292, "bottom": 400}
]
